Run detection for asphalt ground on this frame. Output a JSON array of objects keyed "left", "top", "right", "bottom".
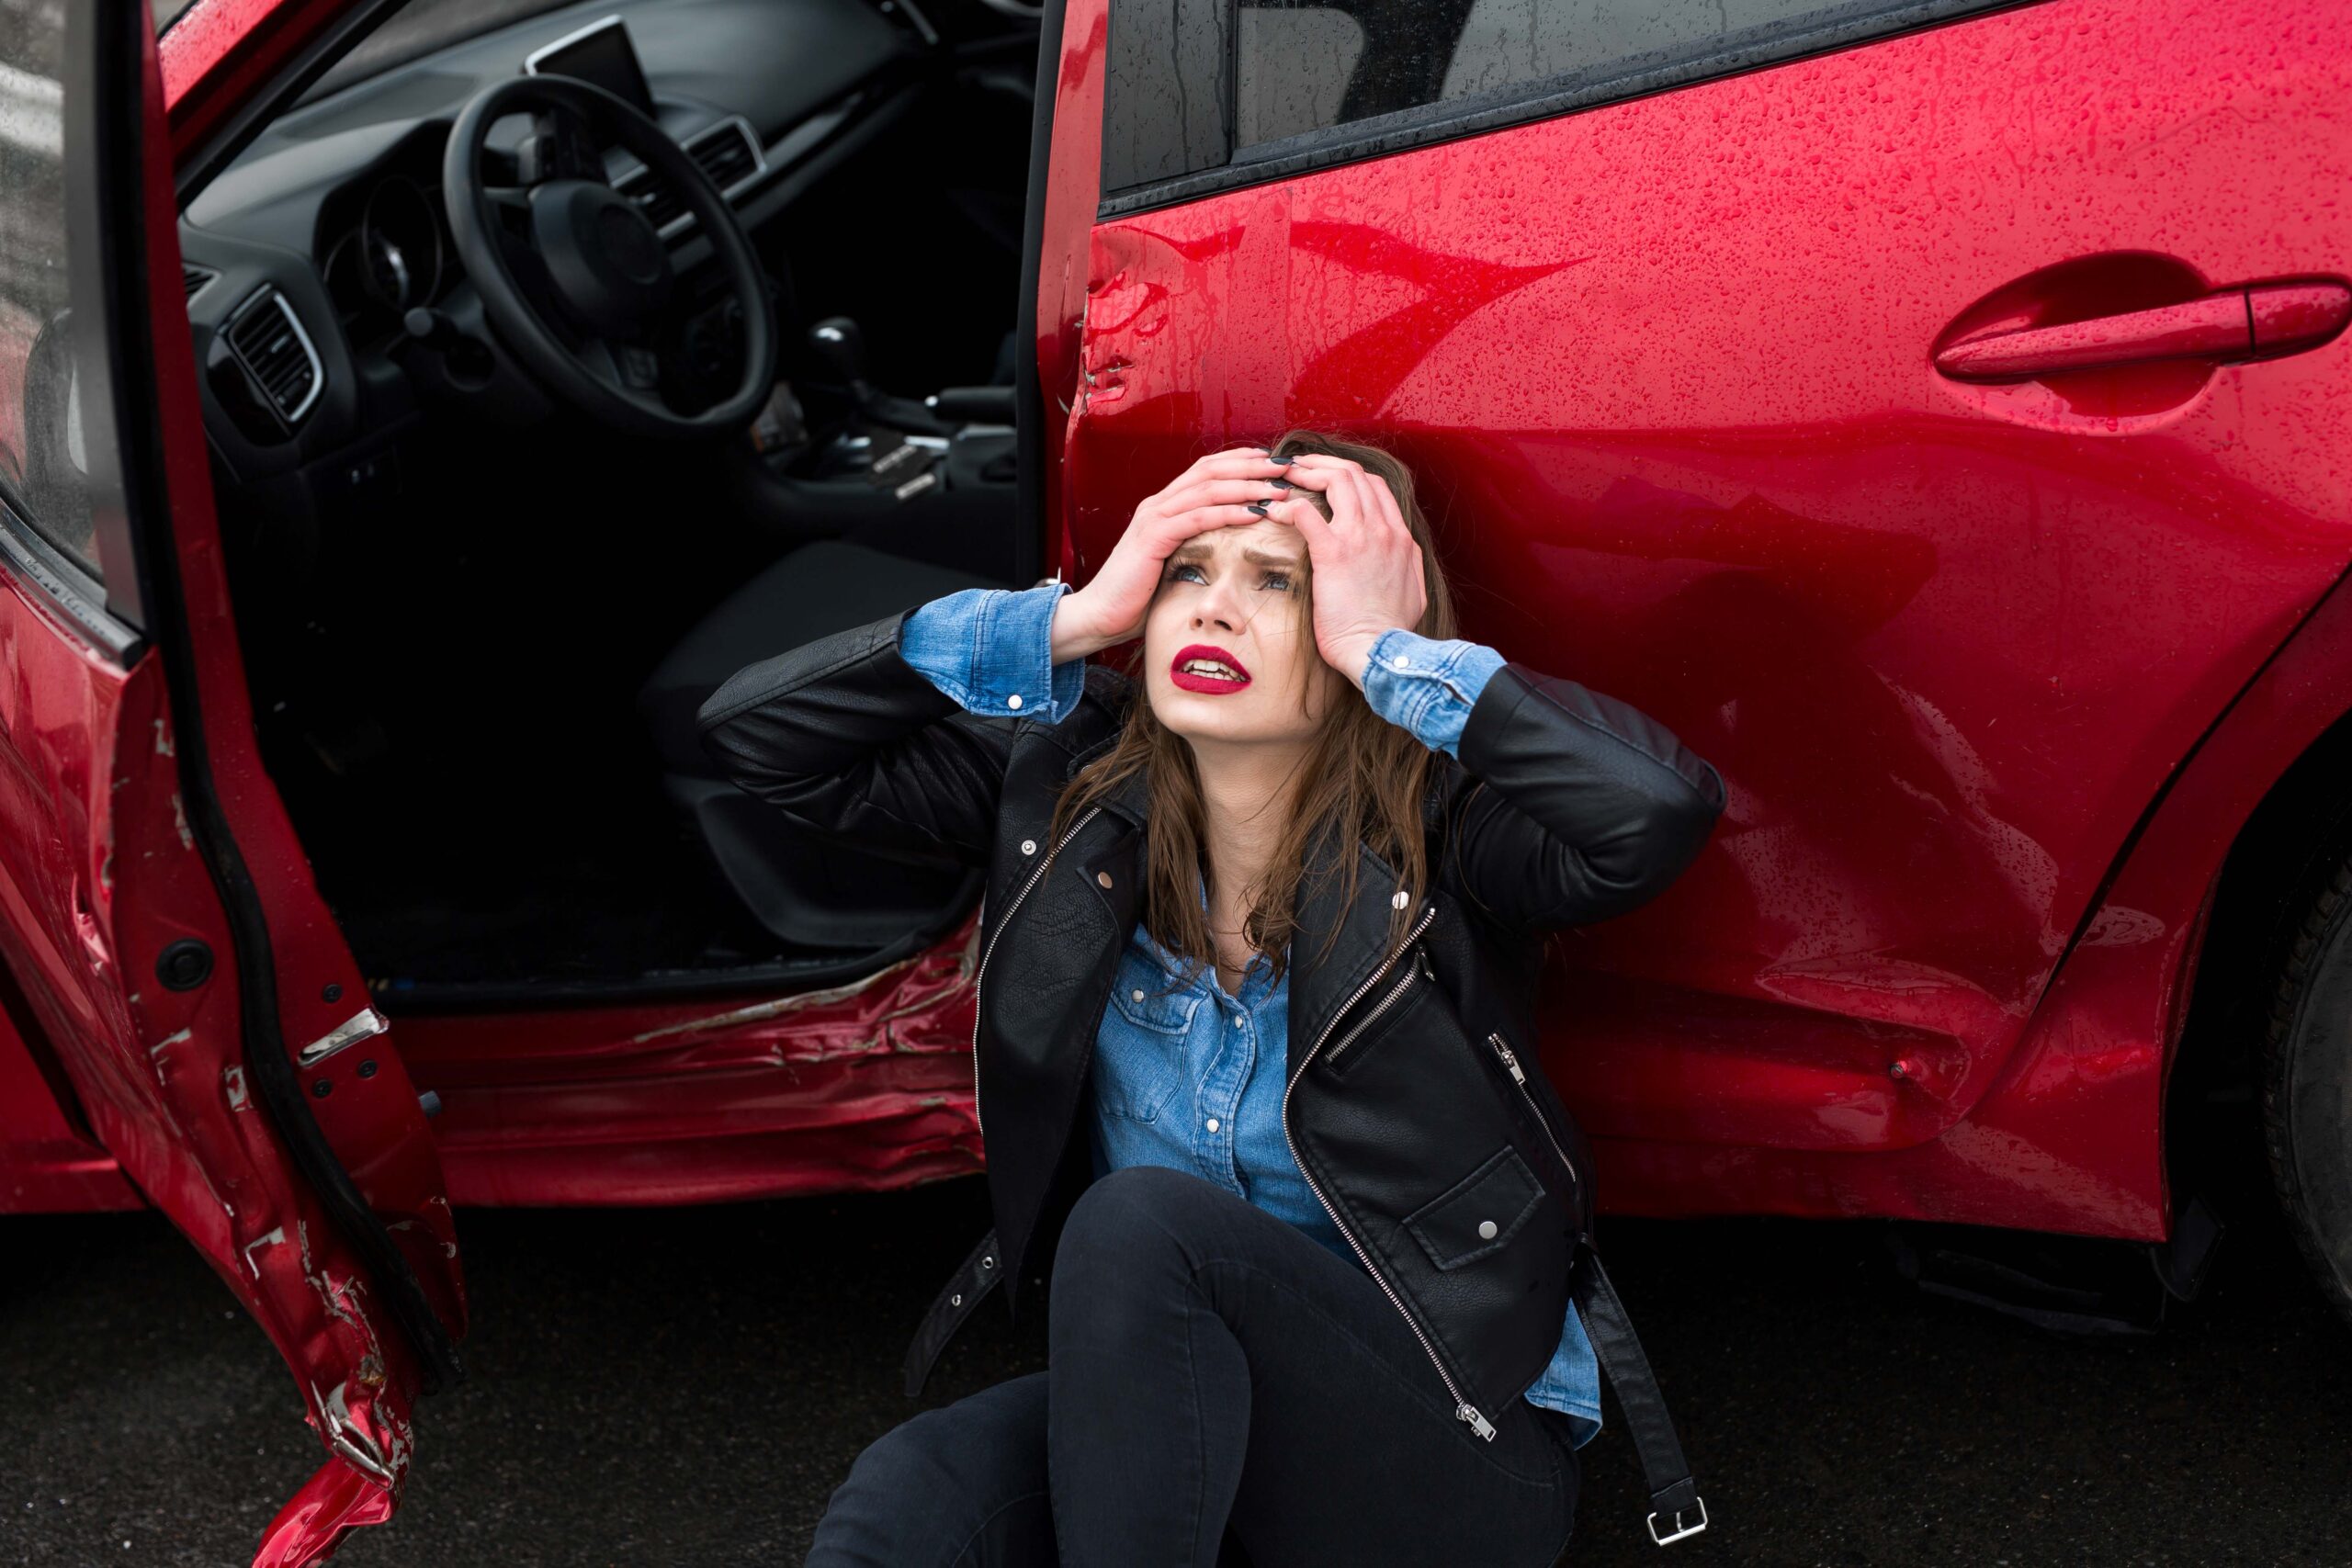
[{"left": 6, "top": 1104, "right": 2349, "bottom": 1567}]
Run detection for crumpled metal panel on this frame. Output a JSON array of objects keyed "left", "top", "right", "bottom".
[
  {"left": 0, "top": 606, "right": 423, "bottom": 1561},
  {"left": 254, "top": 1455, "right": 399, "bottom": 1568},
  {"left": 0, "top": 20, "right": 470, "bottom": 1562},
  {"left": 397, "top": 910, "right": 988, "bottom": 1207}
]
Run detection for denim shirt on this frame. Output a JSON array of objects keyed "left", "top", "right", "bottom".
[{"left": 899, "top": 581, "right": 1602, "bottom": 1446}]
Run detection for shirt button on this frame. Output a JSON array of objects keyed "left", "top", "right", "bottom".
[
  {"left": 1205, "top": 1117, "right": 1220, "bottom": 1133},
  {"left": 1006, "top": 693, "right": 1023, "bottom": 709},
  {"left": 1392, "top": 654, "right": 1412, "bottom": 670}
]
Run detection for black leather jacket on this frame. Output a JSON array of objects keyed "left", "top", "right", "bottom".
[{"left": 698, "top": 605, "right": 1725, "bottom": 1440}]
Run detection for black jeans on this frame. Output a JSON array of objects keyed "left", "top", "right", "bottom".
[{"left": 805, "top": 1164, "right": 1581, "bottom": 1567}]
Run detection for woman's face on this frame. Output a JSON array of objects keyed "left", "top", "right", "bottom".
[{"left": 1143, "top": 519, "right": 1337, "bottom": 749}]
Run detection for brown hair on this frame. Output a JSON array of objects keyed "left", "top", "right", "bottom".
[{"left": 1044, "top": 428, "right": 1461, "bottom": 991}]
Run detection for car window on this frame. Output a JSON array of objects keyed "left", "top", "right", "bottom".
[
  {"left": 1237, "top": 0, "right": 1878, "bottom": 149},
  {"left": 151, "top": 0, "right": 199, "bottom": 33},
  {"left": 0, "top": 0, "right": 100, "bottom": 581},
  {"left": 1104, "top": 0, "right": 2003, "bottom": 213}
]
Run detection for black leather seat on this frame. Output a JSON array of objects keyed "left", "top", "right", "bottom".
[{"left": 640, "top": 538, "right": 1006, "bottom": 950}]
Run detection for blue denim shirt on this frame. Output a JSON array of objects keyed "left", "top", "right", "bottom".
[{"left": 900, "top": 581, "right": 1602, "bottom": 1446}]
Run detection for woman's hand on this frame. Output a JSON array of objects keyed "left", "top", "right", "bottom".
[
  {"left": 1050, "top": 446, "right": 1295, "bottom": 661},
  {"left": 1268, "top": 454, "right": 1428, "bottom": 687}
]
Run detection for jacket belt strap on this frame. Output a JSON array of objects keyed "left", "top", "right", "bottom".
[
  {"left": 901, "top": 1226, "right": 1003, "bottom": 1399},
  {"left": 1571, "top": 1242, "right": 1707, "bottom": 1544}
]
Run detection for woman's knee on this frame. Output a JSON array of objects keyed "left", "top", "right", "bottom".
[
  {"left": 1054, "top": 1164, "right": 1221, "bottom": 1289},
  {"left": 808, "top": 1378, "right": 1049, "bottom": 1566},
  {"left": 836, "top": 1408, "right": 956, "bottom": 1503}
]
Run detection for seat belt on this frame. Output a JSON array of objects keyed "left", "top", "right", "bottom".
[{"left": 1571, "top": 1241, "right": 1709, "bottom": 1546}]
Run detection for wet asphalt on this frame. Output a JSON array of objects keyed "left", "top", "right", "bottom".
[{"left": 5, "top": 1100, "right": 2349, "bottom": 1567}]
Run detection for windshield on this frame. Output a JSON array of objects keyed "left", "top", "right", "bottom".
[
  {"left": 307, "top": 0, "right": 583, "bottom": 96},
  {"left": 154, "top": 0, "right": 589, "bottom": 86}
]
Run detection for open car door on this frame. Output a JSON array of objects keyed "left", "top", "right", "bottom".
[{"left": 0, "top": 4, "right": 462, "bottom": 1562}]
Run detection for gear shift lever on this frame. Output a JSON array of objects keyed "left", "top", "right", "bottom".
[
  {"left": 808, "top": 315, "right": 946, "bottom": 435},
  {"left": 809, "top": 315, "right": 869, "bottom": 392}
]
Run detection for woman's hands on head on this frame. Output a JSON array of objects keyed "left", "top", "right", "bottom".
[
  {"left": 1049, "top": 447, "right": 1295, "bottom": 663},
  {"left": 1049, "top": 444, "right": 1428, "bottom": 689},
  {"left": 1266, "top": 453, "right": 1428, "bottom": 689}
]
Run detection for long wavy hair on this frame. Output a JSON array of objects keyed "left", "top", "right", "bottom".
[{"left": 1044, "top": 428, "right": 1463, "bottom": 991}]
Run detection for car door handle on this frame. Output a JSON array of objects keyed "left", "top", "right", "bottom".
[{"left": 1934, "top": 280, "right": 2351, "bottom": 381}]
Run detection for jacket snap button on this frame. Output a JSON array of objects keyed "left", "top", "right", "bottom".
[
  {"left": 1021, "top": 839, "right": 1037, "bottom": 855},
  {"left": 1131, "top": 988, "right": 1145, "bottom": 1002},
  {"left": 1096, "top": 871, "right": 1113, "bottom": 888},
  {"left": 981, "top": 1255, "right": 995, "bottom": 1269},
  {"left": 1006, "top": 693, "right": 1023, "bottom": 709},
  {"left": 1477, "top": 1219, "right": 1498, "bottom": 1239},
  {"left": 1391, "top": 888, "right": 1409, "bottom": 909},
  {"left": 951, "top": 1292, "right": 963, "bottom": 1306}
]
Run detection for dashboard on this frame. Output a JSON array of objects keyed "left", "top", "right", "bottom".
[
  {"left": 319, "top": 153, "right": 451, "bottom": 346},
  {"left": 176, "top": 0, "right": 944, "bottom": 479}
]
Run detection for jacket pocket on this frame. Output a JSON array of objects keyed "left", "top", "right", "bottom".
[
  {"left": 1402, "top": 1144, "right": 1544, "bottom": 1272},
  {"left": 1320, "top": 945, "right": 1434, "bottom": 1077}
]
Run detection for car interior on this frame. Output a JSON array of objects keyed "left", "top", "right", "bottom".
[{"left": 174, "top": 0, "right": 1047, "bottom": 1008}]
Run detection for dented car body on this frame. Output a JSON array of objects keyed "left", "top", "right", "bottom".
[{"left": 1, "top": 0, "right": 2348, "bottom": 1562}]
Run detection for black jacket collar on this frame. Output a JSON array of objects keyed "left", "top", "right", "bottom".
[{"left": 1062, "top": 741, "right": 1422, "bottom": 1081}]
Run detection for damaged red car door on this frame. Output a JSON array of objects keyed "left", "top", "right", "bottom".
[
  {"left": 1058, "top": 0, "right": 2352, "bottom": 1240},
  {"left": 0, "top": 5, "right": 462, "bottom": 1563}
]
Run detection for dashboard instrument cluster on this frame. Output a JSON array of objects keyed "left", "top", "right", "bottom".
[{"left": 322, "top": 170, "right": 453, "bottom": 344}]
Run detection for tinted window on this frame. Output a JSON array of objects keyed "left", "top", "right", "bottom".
[
  {"left": 0, "top": 0, "right": 98, "bottom": 578},
  {"left": 1102, "top": 0, "right": 1235, "bottom": 194},
  {"left": 1234, "top": 0, "right": 1847, "bottom": 149}
]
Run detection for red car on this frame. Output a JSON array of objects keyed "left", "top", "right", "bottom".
[{"left": 3, "top": 0, "right": 2346, "bottom": 1559}]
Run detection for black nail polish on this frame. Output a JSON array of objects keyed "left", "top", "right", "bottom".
[
  {"left": 1246, "top": 501, "right": 1270, "bottom": 516},
  {"left": 1271, "top": 478, "right": 1294, "bottom": 490}
]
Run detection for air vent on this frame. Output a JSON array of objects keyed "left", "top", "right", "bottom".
[
  {"left": 224, "top": 288, "right": 323, "bottom": 427},
  {"left": 183, "top": 264, "right": 217, "bottom": 301},
  {"left": 622, "top": 170, "right": 688, "bottom": 231},
  {"left": 689, "top": 120, "right": 759, "bottom": 191},
  {"left": 616, "top": 118, "right": 766, "bottom": 237}
]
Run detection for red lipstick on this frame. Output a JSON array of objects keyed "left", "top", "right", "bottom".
[{"left": 1170, "top": 643, "right": 1251, "bottom": 694}]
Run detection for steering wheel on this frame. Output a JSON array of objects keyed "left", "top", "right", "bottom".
[{"left": 442, "top": 74, "right": 777, "bottom": 439}]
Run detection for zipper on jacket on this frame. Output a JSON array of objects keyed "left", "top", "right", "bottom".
[
  {"left": 1487, "top": 1030, "right": 1577, "bottom": 1199},
  {"left": 969, "top": 805, "right": 1102, "bottom": 1135},
  {"left": 1320, "top": 944, "right": 1430, "bottom": 1068},
  {"left": 1281, "top": 905, "right": 1500, "bottom": 1440}
]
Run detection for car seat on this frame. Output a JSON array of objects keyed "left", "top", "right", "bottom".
[{"left": 639, "top": 538, "right": 1003, "bottom": 951}]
